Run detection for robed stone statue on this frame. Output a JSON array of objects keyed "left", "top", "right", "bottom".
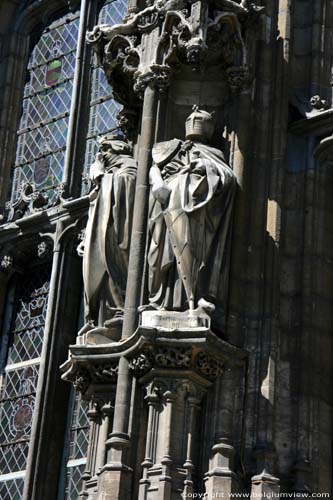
[
  {"left": 146, "top": 107, "right": 236, "bottom": 326},
  {"left": 78, "top": 134, "right": 137, "bottom": 337}
]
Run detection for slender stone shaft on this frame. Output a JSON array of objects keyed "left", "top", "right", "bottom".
[
  {"left": 122, "top": 84, "right": 159, "bottom": 340},
  {"left": 101, "top": 85, "right": 159, "bottom": 498},
  {"left": 109, "top": 84, "right": 158, "bottom": 444}
]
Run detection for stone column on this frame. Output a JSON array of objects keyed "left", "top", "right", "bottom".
[
  {"left": 0, "top": 31, "right": 28, "bottom": 207},
  {"left": 96, "top": 82, "right": 159, "bottom": 500},
  {"left": 134, "top": 371, "right": 211, "bottom": 500},
  {"left": 0, "top": 255, "right": 15, "bottom": 333},
  {"left": 80, "top": 398, "right": 115, "bottom": 499},
  {"left": 79, "top": 401, "right": 103, "bottom": 499},
  {"left": 183, "top": 396, "right": 201, "bottom": 497},
  {"left": 139, "top": 386, "right": 160, "bottom": 500},
  {"left": 157, "top": 390, "right": 175, "bottom": 500},
  {"left": 23, "top": 221, "right": 83, "bottom": 500}
]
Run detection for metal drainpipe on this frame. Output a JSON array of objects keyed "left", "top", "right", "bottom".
[{"left": 62, "top": 0, "right": 91, "bottom": 195}]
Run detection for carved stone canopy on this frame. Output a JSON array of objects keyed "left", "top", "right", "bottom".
[
  {"left": 87, "top": 0, "right": 262, "bottom": 106},
  {"left": 61, "top": 326, "right": 247, "bottom": 397}
]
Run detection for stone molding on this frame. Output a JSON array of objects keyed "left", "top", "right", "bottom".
[{"left": 61, "top": 326, "right": 247, "bottom": 397}]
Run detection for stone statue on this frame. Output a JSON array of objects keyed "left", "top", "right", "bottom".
[
  {"left": 145, "top": 107, "right": 236, "bottom": 324},
  {"left": 78, "top": 134, "right": 137, "bottom": 337}
]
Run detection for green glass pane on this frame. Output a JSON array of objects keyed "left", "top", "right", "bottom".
[{"left": 45, "top": 59, "right": 62, "bottom": 86}]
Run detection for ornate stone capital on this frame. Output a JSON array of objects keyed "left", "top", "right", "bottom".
[{"left": 87, "top": 0, "right": 263, "bottom": 106}]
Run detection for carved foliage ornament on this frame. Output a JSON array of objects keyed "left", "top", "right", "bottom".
[
  {"left": 5, "top": 181, "right": 67, "bottom": 222},
  {"left": 1, "top": 255, "right": 14, "bottom": 270},
  {"left": 69, "top": 361, "right": 119, "bottom": 396},
  {"left": 129, "top": 345, "right": 223, "bottom": 381},
  {"left": 5, "top": 182, "right": 48, "bottom": 222},
  {"left": 87, "top": 0, "right": 263, "bottom": 102}
]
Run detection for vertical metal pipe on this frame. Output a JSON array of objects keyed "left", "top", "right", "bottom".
[{"left": 62, "top": 0, "right": 92, "bottom": 194}]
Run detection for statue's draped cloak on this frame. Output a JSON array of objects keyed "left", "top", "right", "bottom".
[
  {"left": 148, "top": 141, "right": 236, "bottom": 313},
  {"left": 83, "top": 154, "right": 137, "bottom": 324}
]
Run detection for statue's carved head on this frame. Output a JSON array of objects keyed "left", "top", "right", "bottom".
[
  {"left": 98, "top": 133, "right": 133, "bottom": 156},
  {"left": 185, "top": 105, "right": 214, "bottom": 142}
]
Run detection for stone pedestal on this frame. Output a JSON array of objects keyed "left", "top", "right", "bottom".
[
  {"left": 204, "top": 439, "right": 239, "bottom": 497},
  {"left": 251, "top": 470, "right": 280, "bottom": 499},
  {"left": 61, "top": 323, "right": 246, "bottom": 500},
  {"left": 141, "top": 309, "right": 211, "bottom": 329}
]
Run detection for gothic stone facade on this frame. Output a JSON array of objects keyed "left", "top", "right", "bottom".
[{"left": 0, "top": 0, "right": 332, "bottom": 499}]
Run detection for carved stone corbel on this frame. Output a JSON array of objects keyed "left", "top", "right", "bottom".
[
  {"left": 86, "top": 0, "right": 263, "bottom": 109},
  {"left": 62, "top": 360, "right": 119, "bottom": 398}
]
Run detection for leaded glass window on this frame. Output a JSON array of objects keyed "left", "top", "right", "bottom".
[
  {"left": 0, "top": 267, "right": 51, "bottom": 498},
  {"left": 62, "top": 392, "right": 89, "bottom": 499},
  {"left": 10, "top": 11, "right": 80, "bottom": 206},
  {"left": 82, "top": 0, "right": 128, "bottom": 191}
]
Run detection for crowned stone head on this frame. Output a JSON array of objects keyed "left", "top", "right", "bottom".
[{"left": 185, "top": 105, "right": 214, "bottom": 141}]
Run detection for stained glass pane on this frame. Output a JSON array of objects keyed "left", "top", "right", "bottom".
[
  {"left": 88, "top": 100, "right": 121, "bottom": 138},
  {"left": 0, "top": 267, "right": 50, "bottom": 487},
  {"left": 0, "top": 416, "right": 32, "bottom": 474},
  {"left": 82, "top": 0, "right": 127, "bottom": 193},
  {"left": 15, "top": 116, "right": 69, "bottom": 166},
  {"left": 67, "top": 394, "right": 89, "bottom": 462},
  {"left": 0, "top": 476, "right": 25, "bottom": 500},
  {"left": 28, "top": 13, "right": 79, "bottom": 68},
  {"left": 23, "top": 82, "right": 73, "bottom": 129},
  {"left": 25, "top": 53, "right": 76, "bottom": 98},
  {"left": 10, "top": 11, "right": 80, "bottom": 206},
  {"left": 90, "top": 67, "right": 111, "bottom": 101},
  {"left": 1, "top": 365, "right": 39, "bottom": 400},
  {"left": 99, "top": 0, "right": 127, "bottom": 26},
  {"left": 92, "top": 0, "right": 127, "bottom": 101},
  {"left": 65, "top": 463, "right": 86, "bottom": 500},
  {"left": 62, "top": 392, "right": 89, "bottom": 500}
]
